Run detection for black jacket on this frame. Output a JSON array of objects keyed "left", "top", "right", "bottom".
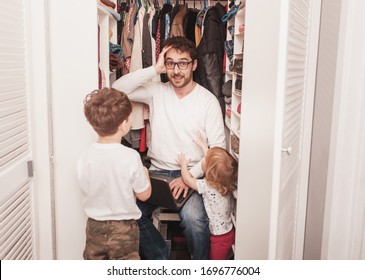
[{"left": 194, "top": 4, "right": 227, "bottom": 116}]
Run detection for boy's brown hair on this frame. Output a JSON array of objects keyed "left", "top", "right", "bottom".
[
  {"left": 83, "top": 88, "right": 132, "bottom": 136},
  {"left": 163, "top": 36, "right": 197, "bottom": 61},
  {"left": 204, "top": 147, "right": 238, "bottom": 196}
]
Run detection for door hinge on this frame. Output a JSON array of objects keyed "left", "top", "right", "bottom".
[{"left": 27, "top": 160, "right": 34, "bottom": 177}]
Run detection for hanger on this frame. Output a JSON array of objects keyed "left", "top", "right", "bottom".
[
  {"left": 196, "top": 1, "right": 206, "bottom": 27},
  {"left": 144, "top": 0, "right": 149, "bottom": 11}
]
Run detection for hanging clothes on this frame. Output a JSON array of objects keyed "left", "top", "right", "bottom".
[
  {"left": 157, "top": 2, "right": 173, "bottom": 56},
  {"left": 183, "top": 8, "right": 198, "bottom": 45},
  {"left": 142, "top": 12, "right": 153, "bottom": 68},
  {"left": 195, "top": 8, "right": 205, "bottom": 46},
  {"left": 129, "top": 6, "right": 146, "bottom": 131},
  {"left": 169, "top": 4, "right": 188, "bottom": 37},
  {"left": 121, "top": 3, "right": 136, "bottom": 75},
  {"left": 194, "top": 4, "right": 227, "bottom": 116}
]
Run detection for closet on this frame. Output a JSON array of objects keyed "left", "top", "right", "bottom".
[
  {"left": 222, "top": 1, "right": 245, "bottom": 255},
  {"left": 97, "top": 0, "right": 238, "bottom": 258},
  {"left": 50, "top": 0, "right": 319, "bottom": 259},
  {"left": 7, "top": 0, "right": 363, "bottom": 260},
  {"left": 97, "top": 1, "right": 119, "bottom": 88},
  {"left": 97, "top": 0, "right": 321, "bottom": 260}
]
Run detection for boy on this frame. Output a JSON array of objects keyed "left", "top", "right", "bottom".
[{"left": 77, "top": 88, "right": 151, "bottom": 260}]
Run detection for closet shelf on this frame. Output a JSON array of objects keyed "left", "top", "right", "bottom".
[
  {"left": 232, "top": 127, "right": 240, "bottom": 138},
  {"left": 97, "top": 0, "right": 117, "bottom": 88},
  {"left": 224, "top": 0, "right": 245, "bottom": 260},
  {"left": 233, "top": 189, "right": 238, "bottom": 199},
  {"left": 233, "top": 90, "right": 242, "bottom": 97},
  {"left": 227, "top": 70, "right": 243, "bottom": 76},
  {"left": 225, "top": 118, "right": 232, "bottom": 130},
  {"left": 231, "top": 110, "right": 241, "bottom": 118},
  {"left": 97, "top": 5, "right": 116, "bottom": 19},
  {"left": 232, "top": 151, "right": 239, "bottom": 160}
]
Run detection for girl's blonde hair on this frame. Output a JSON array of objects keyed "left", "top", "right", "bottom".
[{"left": 204, "top": 147, "right": 238, "bottom": 196}]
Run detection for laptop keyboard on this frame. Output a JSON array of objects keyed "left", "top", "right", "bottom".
[
  {"left": 174, "top": 189, "right": 194, "bottom": 204},
  {"left": 175, "top": 194, "right": 185, "bottom": 204}
]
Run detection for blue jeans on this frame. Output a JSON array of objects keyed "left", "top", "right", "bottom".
[{"left": 137, "top": 169, "right": 210, "bottom": 260}]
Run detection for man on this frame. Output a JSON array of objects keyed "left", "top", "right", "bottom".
[{"left": 112, "top": 36, "right": 226, "bottom": 260}]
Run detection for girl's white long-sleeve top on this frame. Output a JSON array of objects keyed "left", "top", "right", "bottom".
[{"left": 112, "top": 66, "right": 226, "bottom": 178}]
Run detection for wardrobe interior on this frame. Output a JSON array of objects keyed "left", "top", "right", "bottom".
[{"left": 97, "top": 0, "right": 244, "bottom": 259}]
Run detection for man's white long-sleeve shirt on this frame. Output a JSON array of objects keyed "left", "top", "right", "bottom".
[{"left": 112, "top": 66, "right": 226, "bottom": 178}]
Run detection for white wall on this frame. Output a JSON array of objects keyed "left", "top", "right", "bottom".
[
  {"left": 304, "top": 0, "right": 342, "bottom": 260},
  {"left": 48, "top": 0, "right": 98, "bottom": 259},
  {"left": 304, "top": 0, "right": 365, "bottom": 260},
  {"left": 321, "top": 0, "right": 365, "bottom": 259},
  {"left": 234, "top": 0, "right": 283, "bottom": 259},
  {"left": 27, "top": 0, "right": 54, "bottom": 260}
]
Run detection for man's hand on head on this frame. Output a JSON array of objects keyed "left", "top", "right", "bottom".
[{"left": 154, "top": 46, "right": 172, "bottom": 75}]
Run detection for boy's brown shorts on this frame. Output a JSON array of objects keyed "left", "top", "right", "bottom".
[{"left": 83, "top": 218, "right": 140, "bottom": 260}]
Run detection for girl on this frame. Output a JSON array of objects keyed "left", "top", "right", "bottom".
[{"left": 176, "top": 133, "right": 238, "bottom": 260}]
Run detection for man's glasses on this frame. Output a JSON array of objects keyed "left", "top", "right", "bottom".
[{"left": 165, "top": 60, "right": 193, "bottom": 70}]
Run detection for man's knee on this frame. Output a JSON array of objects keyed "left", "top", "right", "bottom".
[{"left": 179, "top": 193, "right": 207, "bottom": 221}]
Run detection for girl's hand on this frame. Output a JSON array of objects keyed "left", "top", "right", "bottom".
[
  {"left": 193, "top": 132, "right": 209, "bottom": 155},
  {"left": 176, "top": 153, "right": 190, "bottom": 166}
]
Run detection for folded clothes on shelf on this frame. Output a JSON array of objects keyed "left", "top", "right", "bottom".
[
  {"left": 229, "top": 58, "right": 243, "bottom": 73},
  {"left": 238, "top": 24, "right": 245, "bottom": 33},
  {"left": 228, "top": 25, "right": 235, "bottom": 37},
  {"left": 224, "top": 40, "right": 234, "bottom": 63},
  {"left": 224, "top": 96, "right": 232, "bottom": 105},
  {"left": 231, "top": 134, "right": 240, "bottom": 154},
  {"left": 235, "top": 78, "right": 242, "bottom": 90},
  {"left": 222, "top": 80, "right": 233, "bottom": 97}
]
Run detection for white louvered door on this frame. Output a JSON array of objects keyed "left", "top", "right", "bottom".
[
  {"left": 234, "top": 0, "right": 320, "bottom": 259},
  {"left": 274, "top": 0, "right": 320, "bottom": 259},
  {"left": 0, "top": 0, "right": 35, "bottom": 259}
]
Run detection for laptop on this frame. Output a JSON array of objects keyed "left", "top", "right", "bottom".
[{"left": 145, "top": 173, "right": 195, "bottom": 210}]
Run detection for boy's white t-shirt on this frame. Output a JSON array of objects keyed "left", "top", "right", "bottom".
[
  {"left": 196, "top": 179, "right": 234, "bottom": 235},
  {"left": 77, "top": 143, "right": 149, "bottom": 221}
]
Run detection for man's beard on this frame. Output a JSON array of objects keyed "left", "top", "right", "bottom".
[{"left": 167, "top": 72, "right": 193, "bottom": 88}]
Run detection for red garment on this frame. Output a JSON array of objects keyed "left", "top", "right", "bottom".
[
  {"left": 98, "top": 25, "right": 102, "bottom": 89},
  {"left": 237, "top": 103, "right": 241, "bottom": 114},
  {"left": 223, "top": 4, "right": 229, "bottom": 73},
  {"left": 123, "top": 57, "right": 131, "bottom": 75},
  {"left": 223, "top": 50, "right": 226, "bottom": 73},
  {"left": 139, "top": 120, "right": 147, "bottom": 153},
  {"left": 226, "top": 107, "right": 231, "bottom": 117},
  {"left": 155, "top": 19, "right": 161, "bottom": 61},
  {"left": 209, "top": 227, "right": 235, "bottom": 260}
]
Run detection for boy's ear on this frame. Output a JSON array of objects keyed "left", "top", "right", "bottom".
[{"left": 119, "top": 119, "right": 128, "bottom": 133}]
